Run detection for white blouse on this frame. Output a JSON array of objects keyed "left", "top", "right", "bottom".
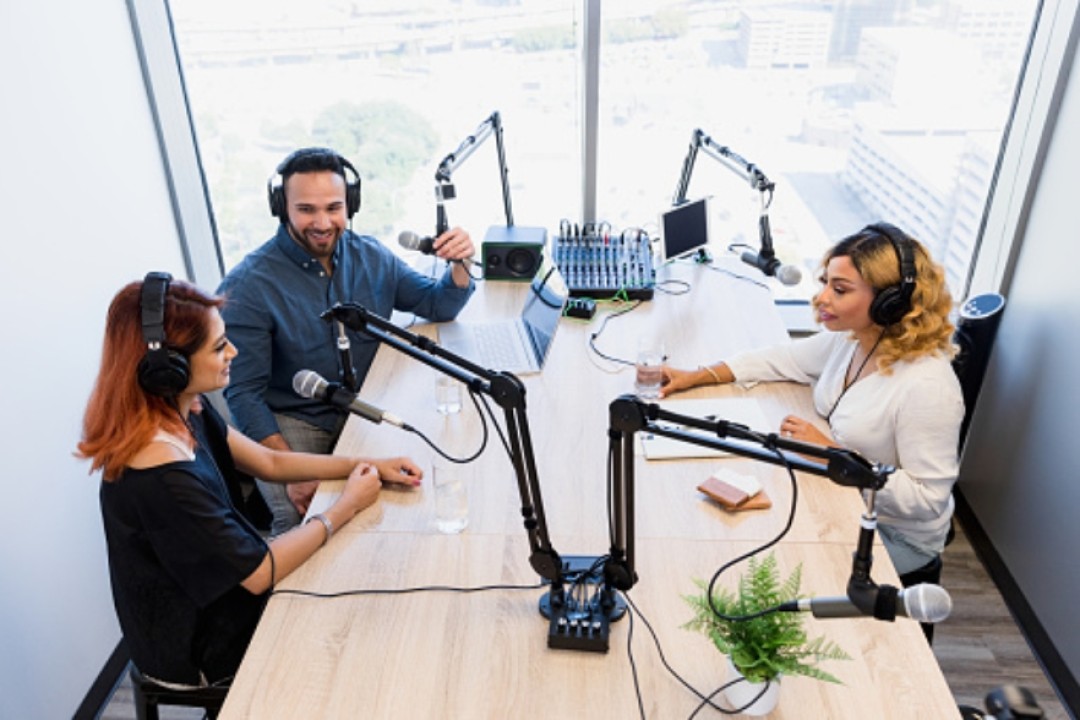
[{"left": 726, "top": 331, "right": 964, "bottom": 552}]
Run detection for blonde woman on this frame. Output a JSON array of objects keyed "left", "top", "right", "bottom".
[{"left": 661, "top": 224, "right": 962, "bottom": 577}]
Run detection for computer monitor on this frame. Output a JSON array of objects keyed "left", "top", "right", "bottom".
[{"left": 660, "top": 196, "right": 712, "bottom": 262}]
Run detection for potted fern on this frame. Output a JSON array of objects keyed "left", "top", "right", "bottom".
[{"left": 683, "top": 552, "right": 850, "bottom": 715}]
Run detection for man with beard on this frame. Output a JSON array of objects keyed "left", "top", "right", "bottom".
[{"left": 218, "top": 147, "right": 475, "bottom": 534}]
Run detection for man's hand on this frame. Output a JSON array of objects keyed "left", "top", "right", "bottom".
[
  {"left": 434, "top": 227, "right": 475, "bottom": 288},
  {"left": 287, "top": 480, "right": 319, "bottom": 516}
]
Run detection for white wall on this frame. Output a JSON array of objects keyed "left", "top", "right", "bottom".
[
  {"left": 0, "top": 2, "right": 188, "bottom": 717},
  {"left": 959, "top": 17, "right": 1080, "bottom": 703}
]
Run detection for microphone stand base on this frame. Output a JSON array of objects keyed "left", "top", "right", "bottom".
[{"left": 538, "top": 555, "right": 628, "bottom": 653}]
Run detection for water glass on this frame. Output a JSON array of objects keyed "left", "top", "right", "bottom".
[
  {"left": 433, "top": 461, "right": 468, "bottom": 534},
  {"left": 635, "top": 341, "right": 665, "bottom": 399},
  {"left": 435, "top": 376, "right": 463, "bottom": 415}
]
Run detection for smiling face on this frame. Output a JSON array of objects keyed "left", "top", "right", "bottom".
[
  {"left": 813, "top": 255, "right": 877, "bottom": 335},
  {"left": 282, "top": 170, "right": 349, "bottom": 262},
  {"left": 184, "top": 308, "right": 237, "bottom": 394}
]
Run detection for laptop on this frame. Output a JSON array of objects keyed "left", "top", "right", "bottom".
[{"left": 438, "top": 259, "right": 568, "bottom": 375}]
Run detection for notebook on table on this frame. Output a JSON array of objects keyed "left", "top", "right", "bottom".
[{"left": 438, "top": 260, "right": 569, "bottom": 375}]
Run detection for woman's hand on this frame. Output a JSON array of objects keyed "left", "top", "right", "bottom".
[
  {"left": 372, "top": 456, "right": 424, "bottom": 487},
  {"left": 658, "top": 366, "right": 697, "bottom": 398},
  {"left": 779, "top": 415, "right": 835, "bottom": 447},
  {"left": 339, "top": 463, "right": 381, "bottom": 517}
]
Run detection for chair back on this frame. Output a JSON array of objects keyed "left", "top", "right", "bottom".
[{"left": 952, "top": 293, "right": 1006, "bottom": 452}]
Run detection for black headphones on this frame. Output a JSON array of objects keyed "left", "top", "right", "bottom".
[
  {"left": 137, "top": 271, "right": 190, "bottom": 396},
  {"left": 267, "top": 148, "right": 362, "bottom": 221},
  {"left": 866, "top": 222, "right": 917, "bottom": 327}
]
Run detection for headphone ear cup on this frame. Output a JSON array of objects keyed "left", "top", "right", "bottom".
[
  {"left": 870, "top": 287, "right": 906, "bottom": 326},
  {"left": 268, "top": 178, "right": 285, "bottom": 220},
  {"left": 345, "top": 179, "right": 361, "bottom": 219},
  {"left": 137, "top": 349, "right": 190, "bottom": 396}
]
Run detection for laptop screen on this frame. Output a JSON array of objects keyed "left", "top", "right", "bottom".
[{"left": 521, "top": 258, "right": 568, "bottom": 367}]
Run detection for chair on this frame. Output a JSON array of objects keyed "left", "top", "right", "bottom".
[
  {"left": 129, "top": 664, "right": 228, "bottom": 720},
  {"left": 945, "top": 292, "right": 1007, "bottom": 547}
]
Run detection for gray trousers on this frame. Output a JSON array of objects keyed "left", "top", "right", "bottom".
[{"left": 257, "top": 413, "right": 338, "bottom": 536}]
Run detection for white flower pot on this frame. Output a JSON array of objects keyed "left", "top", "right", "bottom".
[{"left": 723, "top": 656, "right": 781, "bottom": 716}]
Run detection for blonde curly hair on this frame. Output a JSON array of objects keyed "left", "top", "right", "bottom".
[{"left": 815, "top": 225, "right": 956, "bottom": 372}]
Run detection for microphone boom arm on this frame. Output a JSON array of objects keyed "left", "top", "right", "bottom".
[
  {"left": 434, "top": 110, "right": 516, "bottom": 228},
  {"left": 606, "top": 395, "right": 896, "bottom": 618},
  {"left": 672, "top": 128, "right": 779, "bottom": 273},
  {"left": 321, "top": 301, "right": 561, "bottom": 580}
]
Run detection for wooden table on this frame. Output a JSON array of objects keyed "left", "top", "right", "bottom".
[{"left": 221, "top": 258, "right": 960, "bottom": 718}]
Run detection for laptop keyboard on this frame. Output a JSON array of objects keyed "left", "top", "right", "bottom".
[{"left": 473, "top": 323, "right": 527, "bottom": 368}]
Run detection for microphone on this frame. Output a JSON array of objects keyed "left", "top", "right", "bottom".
[
  {"left": 780, "top": 583, "right": 952, "bottom": 623},
  {"left": 739, "top": 250, "right": 803, "bottom": 286},
  {"left": 398, "top": 230, "right": 435, "bottom": 255},
  {"left": 292, "top": 369, "right": 407, "bottom": 429}
]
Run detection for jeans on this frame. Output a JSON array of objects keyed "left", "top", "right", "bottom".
[
  {"left": 877, "top": 523, "right": 940, "bottom": 576},
  {"left": 257, "top": 413, "right": 338, "bottom": 537}
]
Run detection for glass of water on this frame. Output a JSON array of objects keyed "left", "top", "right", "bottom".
[
  {"left": 433, "top": 460, "right": 468, "bottom": 534},
  {"left": 634, "top": 340, "right": 665, "bottom": 399},
  {"left": 435, "top": 375, "right": 463, "bottom": 415}
]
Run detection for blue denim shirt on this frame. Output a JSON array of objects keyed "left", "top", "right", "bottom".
[{"left": 217, "top": 225, "right": 474, "bottom": 440}]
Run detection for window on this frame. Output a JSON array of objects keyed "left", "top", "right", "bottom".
[{"left": 162, "top": 0, "right": 1040, "bottom": 301}]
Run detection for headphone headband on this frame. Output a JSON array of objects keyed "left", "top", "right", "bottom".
[{"left": 137, "top": 272, "right": 190, "bottom": 396}]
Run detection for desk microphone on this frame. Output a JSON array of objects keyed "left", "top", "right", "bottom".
[
  {"left": 779, "top": 582, "right": 952, "bottom": 623},
  {"left": 739, "top": 250, "right": 803, "bottom": 286},
  {"left": 398, "top": 230, "right": 436, "bottom": 255},
  {"left": 293, "top": 369, "right": 408, "bottom": 429}
]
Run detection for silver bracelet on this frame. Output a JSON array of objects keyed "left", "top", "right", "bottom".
[
  {"left": 699, "top": 364, "right": 721, "bottom": 384},
  {"left": 304, "top": 512, "right": 333, "bottom": 546}
]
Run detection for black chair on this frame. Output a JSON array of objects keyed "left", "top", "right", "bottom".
[
  {"left": 902, "top": 294, "right": 1007, "bottom": 644},
  {"left": 945, "top": 292, "right": 1007, "bottom": 547},
  {"left": 129, "top": 664, "right": 228, "bottom": 720}
]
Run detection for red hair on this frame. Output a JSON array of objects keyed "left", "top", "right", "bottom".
[{"left": 77, "top": 278, "right": 224, "bottom": 481}]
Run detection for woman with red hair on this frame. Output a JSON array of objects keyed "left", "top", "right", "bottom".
[{"left": 78, "top": 274, "right": 421, "bottom": 688}]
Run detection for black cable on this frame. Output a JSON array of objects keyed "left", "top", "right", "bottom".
[
  {"left": 705, "top": 443, "right": 800, "bottom": 622},
  {"left": 404, "top": 388, "right": 488, "bottom": 463},
  {"left": 476, "top": 390, "right": 514, "bottom": 462},
  {"left": 588, "top": 300, "right": 644, "bottom": 366},
  {"left": 271, "top": 581, "right": 544, "bottom": 600},
  {"left": 623, "top": 593, "right": 735, "bottom": 716}
]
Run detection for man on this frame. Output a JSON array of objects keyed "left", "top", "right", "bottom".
[{"left": 218, "top": 147, "right": 475, "bottom": 534}]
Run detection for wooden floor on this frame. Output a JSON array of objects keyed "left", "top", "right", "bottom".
[
  {"left": 97, "top": 520, "right": 1071, "bottom": 719},
  {"left": 935, "top": 520, "right": 1070, "bottom": 719}
]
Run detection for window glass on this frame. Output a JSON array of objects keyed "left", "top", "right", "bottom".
[
  {"left": 170, "top": 0, "right": 581, "bottom": 269},
  {"left": 596, "top": 0, "right": 1039, "bottom": 300}
]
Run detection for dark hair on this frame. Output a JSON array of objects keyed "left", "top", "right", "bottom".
[{"left": 278, "top": 147, "right": 349, "bottom": 184}]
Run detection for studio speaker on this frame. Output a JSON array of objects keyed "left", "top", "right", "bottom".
[{"left": 482, "top": 241, "right": 543, "bottom": 281}]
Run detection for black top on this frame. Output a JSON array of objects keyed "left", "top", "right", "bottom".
[{"left": 100, "top": 399, "right": 268, "bottom": 684}]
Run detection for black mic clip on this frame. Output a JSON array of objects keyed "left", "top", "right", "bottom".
[
  {"left": 321, "top": 302, "right": 369, "bottom": 331},
  {"left": 847, "top": 575, "right": 900, "bottom": 622}
]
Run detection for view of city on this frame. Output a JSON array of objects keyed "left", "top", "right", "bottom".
[{"left": 170, "top": 0, "right": 1038, "bottom": 300}]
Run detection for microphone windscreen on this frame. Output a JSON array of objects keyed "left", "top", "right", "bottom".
[
  {"left": 398, "top": 230, "right": 433, "bottom": 254},
  {"left": 776, "top": 264, "right": 803, "bottom": 286},
  {"left": 292, "top": 369, "right": 325, "bottom": 399},
  {"left": 903, "top": 583, "right": 952, "bottom": 623}
]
